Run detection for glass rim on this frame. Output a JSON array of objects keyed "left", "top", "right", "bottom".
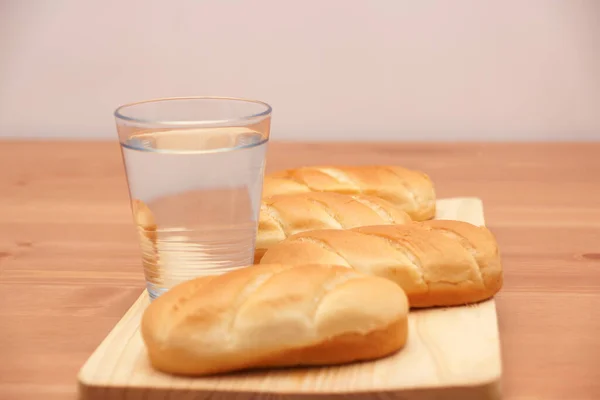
[{"left": 114, "top": 96, "right": 272, "bottom": 127}]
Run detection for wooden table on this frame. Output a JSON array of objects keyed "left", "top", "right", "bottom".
[{"left": 0, "top": 141, "right": 598, "bottom": 400}]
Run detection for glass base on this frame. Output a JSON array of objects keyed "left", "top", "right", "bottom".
[{"left": 146, "top": 282, "right": 168, "bottom": 302}]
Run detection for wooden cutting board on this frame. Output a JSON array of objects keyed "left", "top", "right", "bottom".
[{"left": 78, "top": 197, "right": 503, "bottom": 400}]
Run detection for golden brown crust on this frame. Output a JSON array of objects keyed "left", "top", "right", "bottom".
[
  {"left": 146, "top": 319, "right": 407, "bottom": 377},
  {"left": 241, "top": 318, "right": 407, "bottom": 372},
  {"left": 260, "top": 221, "right": 503, "bottom": 308},
  {"left": 257, "top": 192, "right": 412, "bottom": 262},
  {"left": 262, "top": 166, "right": 436, "bottom": 221},
  {"left": 141, "top": 263, "right": 409, "bottom": 376}
]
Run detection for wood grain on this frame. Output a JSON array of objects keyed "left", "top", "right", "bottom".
[{"left": 1, "top": 141, "right": 599, "bottom": 400}]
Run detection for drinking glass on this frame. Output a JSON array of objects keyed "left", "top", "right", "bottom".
[{"left": 114, "top": 97, "right": 272, "bottom": 300}]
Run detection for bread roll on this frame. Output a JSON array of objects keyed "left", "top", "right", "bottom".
[
  {"left": 141, "top": 263, "right": 409, "bottom": 376},
  {"left": 256, "top": 192, "right": 412, "bottom": 263},
  {"left": 262, "top": 165, "right": 436, "bottom": 221},
  {"left": 260, "top": 220, "right": 503, "bottom": 308}
]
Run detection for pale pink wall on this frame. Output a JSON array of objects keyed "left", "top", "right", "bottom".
[{"left": 0, "top": 0, "right": 599, "bottom": 140}]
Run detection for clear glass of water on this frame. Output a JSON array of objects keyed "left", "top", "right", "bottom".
[{"left": 114, "top": 97, "right": 272, "bottom": 300}]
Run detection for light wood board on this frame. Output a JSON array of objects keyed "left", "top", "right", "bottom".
[{"left": 78, "top": 197, "right": 503, "bottom": 400}]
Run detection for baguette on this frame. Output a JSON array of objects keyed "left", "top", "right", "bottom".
[
  {"left": 262, "top": 165, "right": 436, "bottom": 221},
  {"left": 141, "top": 263, "right": 409, "bottom": 376},
  {"left": 260, "top": 220, "right": 503, "bottom": 308},
  {"left": 257, "top": 192, "right": 412, "bottom": 263}
]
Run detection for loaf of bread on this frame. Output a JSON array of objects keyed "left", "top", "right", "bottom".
[
  {"left": 260, "top": 220, "right": 503, "bottom": 308},
  {"left": 141, "top": 263, "right": 409, "bottom": 376},
  {"left": 262, "top": 166, "right": 436, "bottom": 221},
  {"left": 256, "top": 192, "right": 412, "bottom": 263}
]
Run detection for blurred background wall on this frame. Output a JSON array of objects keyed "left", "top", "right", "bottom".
[{"left": 0, "top": 0, "right": 599, "bottom": 141}]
